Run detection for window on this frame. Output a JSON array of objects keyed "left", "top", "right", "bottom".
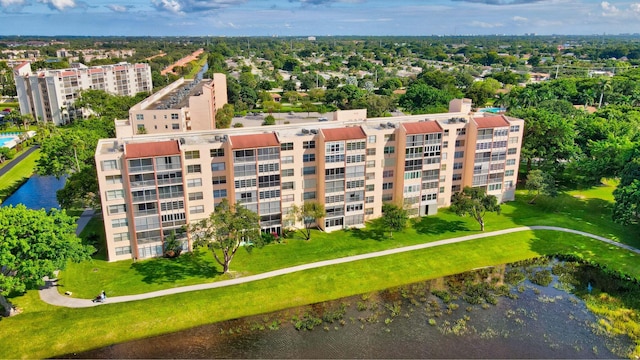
[
  {"left": 346, "top": 154, "right": 366, "bottom": 163},
  {"left": 325, "top": 218, "right": 344, "bottom": 228},
  {"left": 366, "top": 148, "right": 376, "bottom": 156},
  {"left": 506, "top": 159, "right": 516, "bottom": 166},
  {"left": 210, "top": 148, "right": 225, "bottom": 157},
  {"left": 136, "top": 114, "right": 144, "bottom": 120},
  {"left": 184, "top": 150, "right": 200, "bottom": 159},
  {"left": 303, "top": 141, "right": 316, "bottom": 149},
  {"left": 188, "top": 192, "right": 203, "bottom": 201},
  {"left": 382, "top": 194, "right": 393, "bottom": 202},
  {"left": 282, "top": 194, "right": 295, "bottom": 202},
  {"left": 453, "top": 162, "right": 463, "bottom": 170},
  {"left": 303, "top": 191, "right": 316, "bottom": 200},
  {"left": 187, "top": 178, "right": 202, "bottom": 188},
  {"left": 259, "top": 189, "right": 281, "bottom": 200},
  {"left": 366, "top": 172, "right": 375, "bottom": 180},
  {"left": 114, "top": 232, "right": 129, "bottom": 242},
  {"left": 171, "top": 113, "right": 179, "bottom": 120},
  {"left": 368, "top": 135, "right": 376, "bottom": 143},
  {"left": 366, "top": 184, "right": 375, "bottom": 192},
  {"left": 282, "top": 156, "right": 294, "bottom": 164},
  {"left": 234, "top": 163, "right": 256, "bottom": 177},
  {"left": 510, "top": 125, "right": 520, "bottom": 133},
  {"left": 172, "top": 124, "right": 180, "bottom": 130},
  {"left": 456, "top": 128, "right": 466, "bottom": 135},
  {"left": 452, "top": 174, "right": 462, "bottom": 181},
  {"left": 302, "top": 166, "right": 316, "bottom": 175},
  {"left": 213, "top": 189, "right": 227, "bottom": 199},
  {"left": 509, "top": 136, "right": 519, "bottom": 144},
  {"left": 382, "top": 182, "right": 393, "bottom": 190},
  {"left": 366, "top": 160, "right": 375, "bottom": 168},
  {"left": 282, "top": 169, "right": 294, "bottom": 177},
  {"left": 346, "top": 180, "right": 365, "bottom": 189},
  {"left": 258, "top": 174, "right": 280, "bottom": 188},
  {"left": 505, "top": 170, "right": 515, "bottom": 177},
  {"left": 282, "top": 181, "right": 295, "bottom": 190},
  {"left": 383, "top": 170, "right": 394, "bottom": 178},
  {"left": 383, "top": 146, "right": 395, "bottom": 154},
  {"left": 455, "top": 140, "right": 465, "bottom": 147},
  {"left": 443, "top": 141, "right": 449, "bottom": 149},
  {"left": 281, "top": 142, "right": 294, "bottom": 151},
  {"left": 258, "top": 163, "right": 280, "bottom": 173},
  {"left": 383, "top": 158, "right": 396, "bottom": 167},
  {"left": 444, "top": 129, "right": 450, "bottom": 136},
  {"left": 106, "top": 189, "right": 124, "bottom": 200},
  {"left": 365, "top": 196, "right": 374, "bottom": 204},
  {"left": 451, "top": 185, "right": 461, "bottom": 192},
  {"left": 384, "top": 134, "right": 395, "bottom": 141},
  {"left": 115, "top": 246, "right": 132, "bottom": 256},
  {"left": 325, "top": 194, "right": 345, "bottom": 203},
  {"left": 507, "top": 148, "right": 517, "bottom": 155},
  {"left": 404, "top": 171, "right": 421, "bottom": 180},
  {"left": 494, "top": 129, "right": 508, "bottom": 137},
  {"left": 101, "top": 159, "right": 118, "bottom": 171},
  {"left": 441, "top": 164, "right": 447, "bottom": 171},
  {"left": 303, "top": 154, "right": 316, "bottom": 162},
  {"left": 488, "top": 183, "right": 503, "bottom": 191},
  {"left": 304, "top": 179, "right": 317, "bottom": 189},
  {"left": 212, "top": 176, "right": 227, "bottom": 185},
  {"left": 439, "top": 186, "right": 445, "bottom": 194},
  {"left": 111, "top": 218, "right": 128, "bottom": 228},
  {"left": 187, "top": 164, "right": 201, "bottom": 174},
  {"left": 211, "top": 162, "right": 225, "bottom": 171},
  {"left": 108, "top": 204, "right": 126, "bottom": 215},
  {"left": 105, "top": 175, "right": 122, "bottom": 184},
  {"left": 189, "top": 205, "right": 205, "bottom": 214},
  {"left": 454, "top": 151, "right": 464, "bottom": 159}
]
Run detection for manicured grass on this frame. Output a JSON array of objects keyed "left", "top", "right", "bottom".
[
  {"left": 0, "top": 148, "right": 40, "bottom": 203},
  {"left": 2, "top": 229, "right": 640, "bottom": 359},
  {"left": 2, "top": 183, "right": 640, "bottom": 358},
  {"left": 184, "top": 55, "right": 208, "bottom": 79}
]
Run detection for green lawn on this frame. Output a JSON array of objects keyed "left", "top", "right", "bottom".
[
  {"left": 0, "top": 148, "right": 40, "bottom": 203},
  {"left": 1, "top": 182, "right": 640, "bottom": 358}
]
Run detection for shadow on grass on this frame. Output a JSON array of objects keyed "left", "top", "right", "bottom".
[
  {"left": 347, "top": 219, "right": 387, "bottom": 241},
  {"left": 131, "top": 251, "right": 221, "bottom": 284},
  {"left": 412, "top": 217, "right": 469, "bottom": 236}
]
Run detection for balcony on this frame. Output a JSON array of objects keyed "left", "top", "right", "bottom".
[
  {"left": 157, "top": 177, "right": 183, "bottom": 186},
  {"left": 129, "top": 180, "right": 156, "bottom": 188},
  {"left": 132, "top": 194, "right": 157, "bottom": 203},
  {"left": 129, "top": 165, "right": 154, "bottom": 174},
  {"left": 159, "top": 192, "right": 184, "bottom": 200},
  {"left": 156, "top": 164, "right": 181, "bottom": 172}
]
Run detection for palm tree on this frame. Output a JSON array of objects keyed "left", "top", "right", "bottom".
[{"left": 598, "top": 78, "right": 612, "bottom": 108}]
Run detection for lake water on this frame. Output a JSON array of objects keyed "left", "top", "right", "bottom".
[
  {"left": 2, "top": 175, "right": 66, "bottom": 209},
  {"left": 67, "top": 259, "right": 634, "bottom": 359}
]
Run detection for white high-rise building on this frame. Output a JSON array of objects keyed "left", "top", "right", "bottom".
[{"left": 13, "top": 62, "right": 152, "bottom": 125}]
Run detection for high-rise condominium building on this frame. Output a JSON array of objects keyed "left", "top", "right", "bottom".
[
  {"left": 95, "top": 99, "right": 524, "bottom": 262},
  {"left": 13, "top": 62, "right": 152, "bottom": 125}
]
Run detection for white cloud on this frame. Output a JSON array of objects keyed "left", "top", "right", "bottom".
[
  {"left": 106, "top": 4, "right": 129, "bottom": 12},
  {"left": 0, "top": 0, "right": 26, "bottom": 6},
  {"left": 631, "top": 2, "right": 640, "bottom": 13},
  {"left": 152, "top": 0, "right": 182, "bottom": 14},
  {"left": 37, "top": 0, "right": 77, "bottom": 11},
  {"left": 600, "top": 1, "right": 619, "bottom": 16},
  {"left": 471, "top": 20, "right": 504, "bottom": 28},
  {"left": 512, "top": 15, "right": 528, "bottom": 22},
  {"left": 152, "top": 0, "right": 247, "bottom": 14}
]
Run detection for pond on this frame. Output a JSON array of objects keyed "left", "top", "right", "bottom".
[
  {"left": 66, "top": 258, "right": 636, "bottom": 359},
  {"left": 2, "top": 175, "right": 66, "bottom": 209}
]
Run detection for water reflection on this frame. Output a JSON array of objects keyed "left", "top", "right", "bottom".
[{"left": 68, "top": 259, "right": 634, "bottom": 359}]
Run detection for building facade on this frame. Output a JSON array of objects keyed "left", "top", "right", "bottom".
[
  {"left": 127, "top": 74, "right": 227, "bottom": 136},
  {"left": 13, "top": 62, "right": 152, "bottom": 125},
  {"left": 96, "top": 101, "right": 524, "bottom": 262}
]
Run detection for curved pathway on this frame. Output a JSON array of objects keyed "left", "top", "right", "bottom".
[
  {"left": 39, "top": 226, "right": 640, "bottom": 308},
  {"left": 0, "top": 145, "right": 39, "bottom": 177}
]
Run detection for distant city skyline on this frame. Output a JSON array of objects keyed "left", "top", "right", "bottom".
[{"left": 1, "top": 0, "right": 639, "bottom": 37}]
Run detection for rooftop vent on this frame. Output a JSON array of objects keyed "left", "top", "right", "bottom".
[{"left": 380, "top": 123, "right": 387, "bottom": 128}]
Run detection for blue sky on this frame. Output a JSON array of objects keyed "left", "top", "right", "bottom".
[{"left": 1, "top": 0, "right": 639, "bottom": 36}]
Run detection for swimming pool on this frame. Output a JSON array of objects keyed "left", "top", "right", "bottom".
[
  {"left": 0, "top": 136, "right": 17, "bottom": 148},
  {"left": 479, "top": 107, "right": 506, "bottom": 114}
]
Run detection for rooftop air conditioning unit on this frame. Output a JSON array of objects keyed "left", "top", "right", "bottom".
[
  {"left": 387, "top": 122, "right": 395, "bottom": 128},
  {"left": 302, "top": 129, "right": 310, "bottom": 134},
  {"left": 310, "top": 129, "right": 318, "bottom": 134},
  {"left": 380, "top": 123, "right": 387, "bottom": 128},
  {"left": 214, "top": 135, "right": 221, "bottom": 141},
  {"left": 179, "top": 138, "right": 186, "bottom": 145}
]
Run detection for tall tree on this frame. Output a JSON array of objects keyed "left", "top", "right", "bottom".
[
  {"left": 288, "top": 201, "right": 326, "bottom": 241},
  {"left": 0, "top": 205, "right": 93, "bottom": 316},
  {"left": 381, "top": 203, "right": 408, "bottom": 238},
  {"left": 525, "top": 169, "right": 556, "bottom": 204},
  {"left": 189, "top": 199, "right": 261, "bottom": 273},
  {"left": 450, "top": 187, "right": 501, "bottom": 231},
  {"left": 215, "top": 103, "right": 234, "bottom": 129}
]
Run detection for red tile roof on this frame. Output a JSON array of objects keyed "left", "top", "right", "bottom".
[
  {"left": 403, "top": 121, "right": 442, "bottom": 134},
  {"left": 322, "top": 126, "right": 366, "bottom": 141},
  {"left": 125, "top": 140, "right": 180, "bottom": 159},
  {"left": 474, "top": 115, "right": 509, "bottom": 129},
  {"left": 230, "top": 133, "right": 279, "bottom": 149}
]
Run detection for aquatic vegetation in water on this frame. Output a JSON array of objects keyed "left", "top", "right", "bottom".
[{"left": 530, "top": 270, "right": 554, "bottom": 287}]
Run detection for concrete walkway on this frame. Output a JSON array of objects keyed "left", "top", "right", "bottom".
[{"left": 39, "top": 225, "right": 640, "bottom": 308}]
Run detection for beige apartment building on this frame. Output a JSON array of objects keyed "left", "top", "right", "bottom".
[
  {"left": 95, "top": 99, "right": 524, "bottom": 262},
  {"left": 126, "top": 74, "right": 227, "bottom": 136},
  {"left": 14, "top": 61, "right": 152, "bottom": 125}
]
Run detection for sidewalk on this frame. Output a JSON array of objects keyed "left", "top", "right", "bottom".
[
  {"left": 39, "top": 225, "right": 640, "bottom": 308},
  {"left": 0, "top": 145, "right": 39, "bottom": 178}
]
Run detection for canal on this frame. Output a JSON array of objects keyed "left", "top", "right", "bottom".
[{"left": 2, "top": 174, "right": 66, "bottom": 209}]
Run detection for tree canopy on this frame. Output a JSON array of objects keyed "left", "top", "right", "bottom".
[
  {"left": 189, "top": 199, "right": 262, "bottom": 273},
  {"left": 381, "top": 203, "right": 408, "bottom": 238},
  {"left": 288, "top": 201, "right": 326, "bottom": 241},
  {"left": 0, "top": 205, "right": 93, "bottom": 316},
  {"left": 450, "top": 187, "right": 501, "bottom": 231}
]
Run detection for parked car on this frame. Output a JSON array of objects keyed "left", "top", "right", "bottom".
[{"left": 318, "top": 117, "right": 328, "bottom": 122}]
